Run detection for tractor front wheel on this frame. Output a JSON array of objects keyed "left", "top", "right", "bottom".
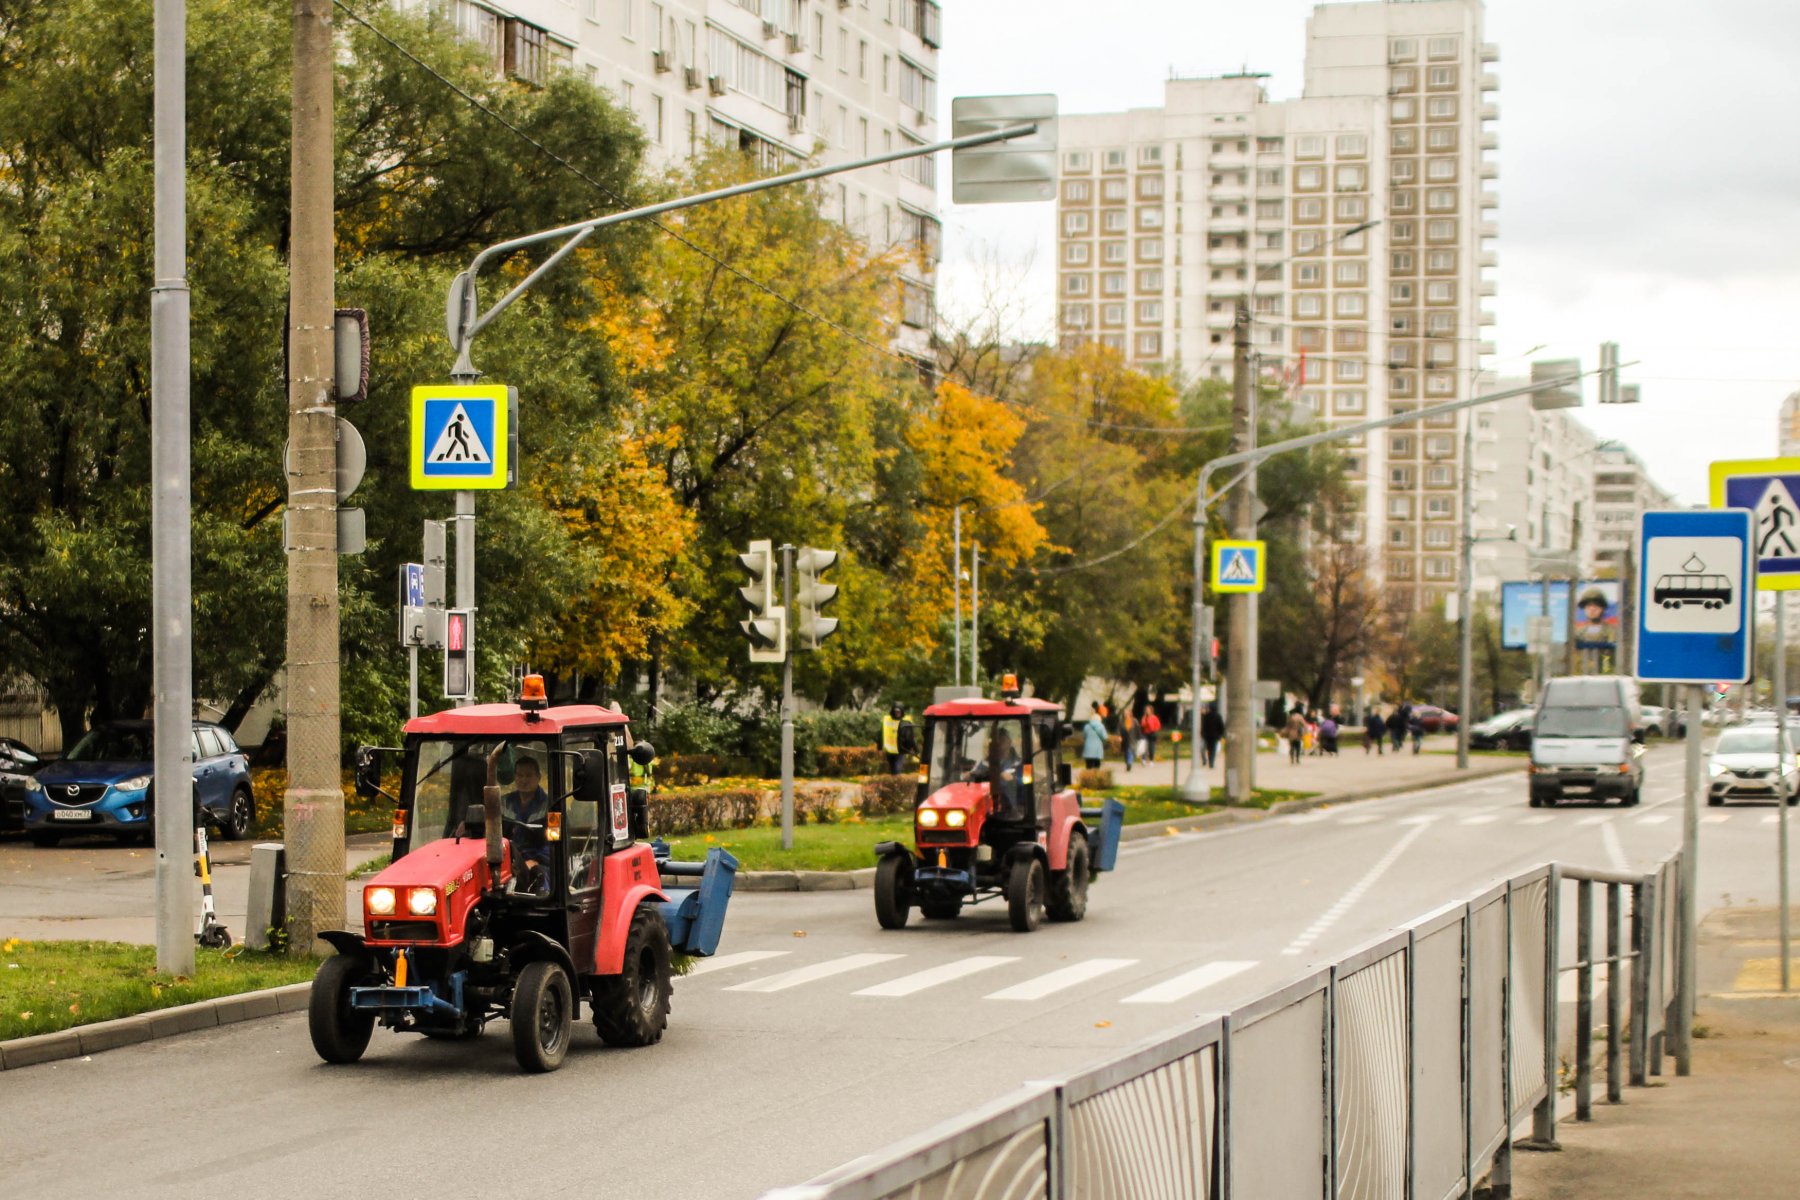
[
  {"left": 308, "top": 953, "right": 376, "bottom": 1065},
  {"left": 511, "top": 959, "right": 574, "bottom": 1073},
  {"left": 875, "top": 854, "right": 913, "bottom": 930},
  {"left": 592, "top": 905, "right": 673, "bottom": 1048},
  {"left": 1048, "top": 832, "right": 1090, "bottom": 923},
  {"left": 1007, "top": 856, "right": 1047, "bottom": 933}
]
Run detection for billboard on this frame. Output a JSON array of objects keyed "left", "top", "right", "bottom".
[{"left": 1500, "top": 580, "right": 1620, "bottom": 650}]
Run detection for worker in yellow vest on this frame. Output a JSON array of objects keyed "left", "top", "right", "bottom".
[{"left": 882, "top": 703, "right": 906, "bottom": 775}]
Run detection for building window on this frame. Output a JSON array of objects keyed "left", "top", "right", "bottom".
[
  {"left": 1063, "top": 274, "right": 1090, "bottom": 296},
  {"left": 902, "top": 279, "right": 933, "bottom": 328},
  {"left": 1066, "top": 150, "right": 1091, "bottom": 172},
  {"left": 1257, "top": 167, "right": 1283, "bottom": 187},
  {"left": 1294, "top": 230, "right": 1323, "bottom": 254},
  {"left": 1392, "top": 220, "right": 1415, "bottom": 243},
  {"left": 1103, "top": 210, "right": 1126, "bottom": 232},
  {"left": 898, "top": 57, "right": 935, "bottom": 111},
  {"left": 1060, "top": 303, "right": 1090, "bottom": 328},
  {"left": 1101, "top": 272, "right": 1126, "bottom": 295},
  {"left": 1427, "top": 36, "right": 1459, "bottom": 59},
  {"left": 1295, "top": 293, "right": 1324, "bottom": 318},
  {"left": 1426, "top": 218, "right": 1457, "bottom": 242},
  {"left": 1136, "top": 238, "right": 1163, "bottom": 262},
  {"left": 1391, "top": 466, "right": 1415, "bottom": 487},
  {"left": 1427, "top": 311, "right": 1455, "bottom": 335},
  {"left": 1391, "top": 251, "right": 1415, "bottom": 272},
  {"left": 1336, "top": 195, "right": 1368, "bottom": 220},
  {"left": 1392, "top": 98, "right": 1416, "bottom": 122},
  {"left": 1064, "top": 211, "right": 1090, "bottom": 235},
  {"left": 1136, "top": 331, "right": 1162, "bottom": 357},
  {"left": 1390, "top": 67, "right": 1416, "bottom": 91},
  {"left": 1425, "top": 497, "right": 1454, "bottom": 519},
  {"left": 1138, "top": 174, "right": 1165, "bottom": 199},
  {"left": 1336, "top": 328, "right": 1367, "bottom": 351},
  {"left": 1336, "top": 358, "right": 1366, "bottom": 381},
  {"left": 1427, "top": 96, "right": 1457, "bottom": 119},
  {"left": 1392, "top": 159, "right": 1416, "bottom": 182},
  {"left": 1257, "top": 136, "right": 1283, "bottom": 153},
  {"left": 1138, "top": 300, "right": 1163, "bottom": 322},
  {"left": 1137, "top": 268, "right": 1162, "bottom": 291},
  {"left": 1063, "top": 243, "right": 1090, "bottom": 265},
  {"left": 1425, "top": 557, "right": 1454, "bottom": 579},
  {"left": 1102, "top": 241, "right": 1127, "bottom": 264},
  {"left": 1393, "top": 128, "right": 1418, "bottom": 152},
  {"left": 1390, "top": 37, "right": 1418, "bottom": 61},
  {"left": 1335, "top": 390, "right": 1366, "bottom": 414},
  {"left": 1427, "top": 373, "right": 1455, "bottom": 395},
  {"left": 1425, "top": 279, "right": 1454, "bottom": 303},
  {"left": 1426, "top": 465, "right": 1453, "bottom": 486},
  {"left": 1257, "top": 198, "right": 1284, "bottom": 220},
  {"left": 1335, "top": 164, "right": 1367, "bottom": 190},
  {"left": 1427, "top": 157, "right": 1456, "bottom": 181},
  {"left": 1296, "top": 165, "right": 1324, "bottom": 191},
  {"left": 1427, "top": 187, "right": 1457, "bottom": 211},
  {"left": 1104, "top": 148, "right": 1126, "bottom": 170},
  {"left": 1392, "top": 189, "right": 1417, "bottom": 212},
  {"left": 1102, "top": 304, "right": 1125, "bottom": 326},
  {"left": 1389, "top": 497, "right": 1414, "bottom": 519},
  {"left": 1295, "top": 262, "right": 1323, "bottom": 285},
  {"left": 1429, "top": 65, "right": 1457, "bottom": 88},
  {"left": 1296, "top": 198, "right": 1324, "bottom": 222},
  {"left": 1425, "top": 434, "right": 1455, "bottom": 457},
  {"left": 1063, "top": 180, "right": 1090, "bottom": 203},
  {"left": 1102, "top": 179, "right": 1127, "bottom": 202},
  {"left": 1390, "top": 527, "right": 1412, "bottom": 547},
  {"left": 1335, "top": 292, "right": 1367, "bottom": 317},
  {"left": 1426, "top": 527, "right": 1454, "bottom": 548},
  {"left": 1294, "top": 135, "right": 1325, "bottom": 159},
  {"left": 1139, "top": 144, "right": 1163, "bottom": 166},
  {"left": 1391, "top": 282, "right": 1415, "bottom": 303},
  {"left": 1137, "top": 207, "right": 1164, "bottom": 229},
  {"left": 1426, "top": 249, "right": 1456, "bottom": 272}
]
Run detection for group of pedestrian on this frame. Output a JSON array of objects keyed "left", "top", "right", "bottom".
[
  {"left": 1279, "top": 704, "right": 1342, "bottom": 762},
  {"left": 1362, "top": 701, "right": 1425, "bottom": 755},
  {"left": 1096, "top": 699, "right": 1168, "bottom": 771}
]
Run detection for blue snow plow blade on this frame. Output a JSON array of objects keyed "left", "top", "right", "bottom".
[
  {"left": 655, "top": 845, "right": 739, "bottom": 957},
  {"left": 1081, "top": 798, "right": 1126, "bottom": 873},
  {"left": 350, "top": 972, "right": 465, "bottom": 1017}
]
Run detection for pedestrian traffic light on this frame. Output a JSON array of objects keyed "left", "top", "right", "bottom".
[
  {"left": 444, "top": 609, "right": 474, "bottom": 700},
  {"left": 793, "top": 547, "right": 840, "bottom": 651},
  {"left": 738, "top": 538, "right": 786, "bottom": 663}
]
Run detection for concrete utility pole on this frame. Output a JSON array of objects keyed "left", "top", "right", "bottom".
[
  {"left": 151, "top": 0, "right": 194, "bottom": 977},
  {"left": 1455, "top": 407, "right": 1477, "bottom": 770},
  {"left": 1224, "top": 298, "right": 1256, "bottom": 803},
  {"left": 284, "top": 0, "right": 343, "bottom": 953}
]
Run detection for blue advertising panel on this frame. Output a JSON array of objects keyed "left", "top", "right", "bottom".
[
  {"left": 1501, "top": 579, "right": 1621, "bottom": 650},
  {"left": 1636, "top": 508, "right": 1753, "bottom": 684}
]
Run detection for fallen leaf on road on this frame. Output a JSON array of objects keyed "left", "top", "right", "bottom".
[
  {"left": 792, "top": 931, "right": 807, "bottom": 938},
  {"left": 1164, "top": 826, "right": 1180, "bottom": 836},
  {"left": 1094, "top": 1020, "right": 1112, "bottom": 1029}
]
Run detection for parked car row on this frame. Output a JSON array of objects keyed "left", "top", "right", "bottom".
[{"left": 1, "top": 720, "right": 254, "bottom": 845}]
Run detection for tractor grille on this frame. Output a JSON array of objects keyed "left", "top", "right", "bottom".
[
  {"left": 917, "top": 829, "right": 970, "bottom": 847},
  {"left": 368, "top": 920, "right": 439, "bottom": 942},
  {"left": 48, "top": 783, "right": 108, "bottom": 806}
]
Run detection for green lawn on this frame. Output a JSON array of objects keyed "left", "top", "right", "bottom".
[
  {"left": 0, "top": 939, "right": 321, "bottom": 1041},
  {"left": 1096, "top": 785, "right": 1315, "bottom": 815}
]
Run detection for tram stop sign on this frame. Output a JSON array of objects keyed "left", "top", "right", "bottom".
[{"left": 1635, "top": 508, "right": 1753, "bottom": 684}]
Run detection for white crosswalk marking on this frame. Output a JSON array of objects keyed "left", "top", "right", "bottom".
[
  {"left": 1338, "top": 814, "right": 1382, "bottom": 825},
  {"left": 1122, "top": 960, "right": 1257, "bottom": 1005},
  {"left": 1635, "top": 814, "right": 1672, "bottom": 825},
  {"left": 1518, "top": 815, "right": 1556, "bottom": 825},
  {"left": 685, "top": 950, "right": 791, "bottom": 978},
  {"left": 725, "top": 953, "right": 903, "bottom": 993},
  {"left": 1460, "top": 815, "right": 1499, "bottom": 825},
  {"left": 1578, "top": 815, "right": 1611, "bottom": 826},
  {"left": 1765, "top": 814, "right": 1782, "bottom": 825},
  {"left": 984, "top": 958, "right": 1138, "bottom": 1002},
  {"left": 1398, "top": 814, "right": 1441, "bottom": 826},
  {"left": 1286, "top": 812, "right": 1330, "bottom": 824},
  {"left": 854, "top": 956, "right": 1019, "bottom": 997},
  {"left": 1702, "top": 813, "right": 1731, "bottom": 824}
]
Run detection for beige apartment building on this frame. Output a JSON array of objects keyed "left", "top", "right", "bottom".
[
  {"left": 1056, "top": 0, "right": 1497, "bottom": 611},
  {"left": 418, "top": 0, "right": 944, "bottom": 356}
]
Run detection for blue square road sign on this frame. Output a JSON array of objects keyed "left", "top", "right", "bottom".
[{"left": 1635, "top": 508, "right": 1753, "bottom": 684}]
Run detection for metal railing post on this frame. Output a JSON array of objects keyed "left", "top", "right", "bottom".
[
  {"left": 1606, "top": 881, "right": 1624, "bottom": 1103},
  {"left": 1493, "top": 882, "right": 1515, "bottom": 1198},
  {"left": 1406, "top": 929, "right": 1418, "bottom": 1200},
  {"left": 1048, "top": 1084, "right": 1069, "bottom": 1200},
  {"left": 1219, "top": 1018, "right": 1234, "bottom": 1200},
  {"left": 1461, "top": 904, "right": 1476, "bottom": 1200},
  {"left": 1326, "top": 971, "right": 1340, "bottom": 1197},
  {"left": 1575, "top": 879, "right": 1594, "bottom": 1121},
  {"left": 1530, "top": 864, "right": 1562, "bottom": 1146},
  {"left": 1630, "top": 875, "right": 1651, "bottom": 1086}
]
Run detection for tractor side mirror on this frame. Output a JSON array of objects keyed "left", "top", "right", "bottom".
[
  {"left": 1059, "top": 723, "right": 1076, "bottom": 743},
  {"left": 575, "top": 749, "right": 608, "bottom": 804},
  {"left": 354, "top": 747, "right": 382, "bottom": 800},
  {"left": 630, "top": 740, "right": 657, "bottom": 767},
  {"left": 462, "top": 803, "right": 488, "bottom": 837},
  {"left": 1058, "top": 761, "right": 1072, "bottom": 789}
]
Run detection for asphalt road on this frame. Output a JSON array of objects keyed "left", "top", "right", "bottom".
[{"left": 3, "top": 745, "right": 1790, "bottom": 1199}]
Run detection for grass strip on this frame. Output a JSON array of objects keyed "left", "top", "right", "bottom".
[{"left": 0, "top": 938, "right": 320, "bottom": 1041}]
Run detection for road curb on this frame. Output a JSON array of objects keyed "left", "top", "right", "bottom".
[{"left": 0, "top": 981, "right": 310, "bottom": 1072}]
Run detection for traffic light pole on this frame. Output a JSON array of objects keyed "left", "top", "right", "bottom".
[{"left": 780, "top": 543, "right": 796, "bottom": 852}]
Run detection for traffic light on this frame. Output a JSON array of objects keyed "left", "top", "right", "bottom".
[
  {"left": 444, "top": 609, "right": 474, "bottom": 700},
  {"left": 738, "top": 539, "right": 786, "bottom": 663},
  {"left": 793, "top": 547, "right": 840, "bottom": 651}
]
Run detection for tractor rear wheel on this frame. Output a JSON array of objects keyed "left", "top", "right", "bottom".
[
  {"left": 511, "top": 959, "right": 574, "bottom": 1072},
  {"left": 591, "top": 905, "right": 673, "bottom": 1048},
  {"left": 1048, "top": 833, "right": 1090, "bottom": 923},
  {"left": 1007, "top": 856, "right": 1047, "bottom": 933},
  {"left": 308, "top": 953, "right": 376, "bottom": 1065},
  {"left": 875, "top": 854, "right": 913, "bottom": 930}
]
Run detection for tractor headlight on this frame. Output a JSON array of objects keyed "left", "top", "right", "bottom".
[
  {"left": 944, "top": 809, "right": 967, "bottom": 828},
  {"left": 406, "top": 887, "right": 438, "bottom": 916},
  {"left": 917, "top": 807, "right": 941, "bottom": 828},
  {"left": 366, "top": 886, "right": 396, "bottom": 915}
]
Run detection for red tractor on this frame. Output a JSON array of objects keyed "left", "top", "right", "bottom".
[
  {"left": 308, "top": 678, "right": 737, "bottom": 1073},
  {"left": 873, "top": 684, "right": 1124, "bottom": 932}
]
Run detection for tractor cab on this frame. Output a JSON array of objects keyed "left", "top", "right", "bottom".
[
  {"left": 308, "top": 678, "right": 738, "bottom": 1073},
  {"left": 873, "top": 679, "right": 1124, "bottom": 933}
]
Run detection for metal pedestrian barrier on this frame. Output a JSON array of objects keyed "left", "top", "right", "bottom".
[{"left": 760, "top": 852, "right": 1685, "bottom": 1200}]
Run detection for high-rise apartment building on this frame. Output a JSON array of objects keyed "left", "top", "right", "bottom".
[
  {"left": 1055, "top": 0, "right": 1496, "bottom": 611},
  {"left": 418, "top": 0, "right": 944, "bottom": 355},
  {"left": 1779, "top": 390, "right": 1800, "bottom": 458},
  {"left": 1591, "top": 445, "right": 1674, "bottom": 578}
]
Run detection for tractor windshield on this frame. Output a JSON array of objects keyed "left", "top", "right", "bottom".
[
  {"left": 926, "top": 717, "right": 1029, "bottom": 811},
  {"left": 408, "top": 738, "right": 554, "bottom": 853}
]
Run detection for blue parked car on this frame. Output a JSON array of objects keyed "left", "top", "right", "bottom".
[{"left": 21, "top": 720, "right": 254, "bottom": 846}]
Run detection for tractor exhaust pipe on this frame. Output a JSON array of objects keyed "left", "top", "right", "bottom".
[{"left": 483, "top": 783, "right": 502, "bottom": 869}]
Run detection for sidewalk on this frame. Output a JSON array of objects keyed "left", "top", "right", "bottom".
[
  {"left": 1105, "top": 732, "right": 1488, "bottom": 795},
  {"left": 1510, "top": 905, "right": 1800, "bottom": 1199}
]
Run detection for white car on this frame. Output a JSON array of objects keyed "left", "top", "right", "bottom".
[{"left": 1707, "top": 726, "right": 1799, "bottom": 806}]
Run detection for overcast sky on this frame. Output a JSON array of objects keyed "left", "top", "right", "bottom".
[{"left": 934, "top": 0, "right": 1800, "bottom": 504}]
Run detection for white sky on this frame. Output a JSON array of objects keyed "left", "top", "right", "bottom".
[{"left": 934, "top": 0, "right": 1800, "bottom": 504}]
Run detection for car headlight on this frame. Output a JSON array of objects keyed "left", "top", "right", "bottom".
[
  {"left": 366, "top": 886, "right": 396, "bottom": 915},
  {"left": 116, "top": 774, "right": 152, "bottom": 791},
  {"left": 917, "top": 807, "right": 940, "bottom": 828},
  {"left": 406, "top": 887, "right": 438, "bottom": 916},
  {"left": 1708, "top": 762, "right": 1728, "bottom": 778},
  {"left": 24, "top": 777, "right": 43, "bottom": 794},
  {"left": 944, "top": 809, "right": 967, "bottom": 828}
]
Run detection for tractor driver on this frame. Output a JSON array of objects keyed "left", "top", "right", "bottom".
[
  {"left": 502, "top": 756, "right": 552, "bottom": 895},
  {"left": 968, "top": 726, "right": 1024, "bottom": 815}
]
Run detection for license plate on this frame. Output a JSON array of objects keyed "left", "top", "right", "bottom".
[{"left": 51, "top": 808, "right": 92, "bottom": 821}]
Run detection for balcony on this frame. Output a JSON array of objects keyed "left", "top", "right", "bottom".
[
  {"left": 1479, "top": 160, "right": 1498, "bottom": 180},
  {"left": 1209, "top": 148, "right": 1249, "bottom": 170},
  {"left": 1207, "top": 249, "right": 1246, "bottom": 267},
  {"left": 1480, "top": 131, "right": 1499, "bottom": 151},
  {"left": 1478, "top": 308, "right": 1495, "bottom": 326},
  {"left": 1480, "top": 42, "right": 1500, "bottom": 62},
  {"left": 1479, "top": 190, "right": 1499, "bottom": 209},
  {"left": 1479, "top": 279, "right": 1497, "bottom": 297},
  {"left": 1206, "top": 309, "right": 1235, "bottom": 329},
  {"left": 1479, "top": 102, "right": 1499, "bottom": 122},
  {"left": 1211, "top": 214, "right": 1248, "bottom": 235},
  {"left": 1479, "top": 220, "right": 1499, "bottom": 239},
  {"left": 1479, "top": 72, "right": 1499, "bottom": 93},
  {"left": 1479, "top": 340, "right": 1497, "bottom": 356},
  {"left": 1479, "top": 249, "right": 1498, "bottom": 268}
]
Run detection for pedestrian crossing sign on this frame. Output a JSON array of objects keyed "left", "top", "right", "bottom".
[
  {"left": 410, "top": 384, "right": 515, "bottom": 491},
  {"left": 1710, "top": 457, "right": 1800, "bottom": 590},
  {"left": 1211, "top": 539, "right": 1266, "bottom": 594}
]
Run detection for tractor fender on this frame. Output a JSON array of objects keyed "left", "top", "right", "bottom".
[
  {"left": 873, "top": 841, "right": 911, "bottom": 864},
  {"left": 508, "top": 929, "right": 578, "bottom": 982},
  {"left": 594, "top": 882, "right": 669, "bottom": 975},
  {"left": 318, "top": 930, "right": 368, "bottom": 959},
  {"left": 1004, "top": 841, "right": 1047, "bottom": 873},
  {"left": 1044, "top": 791, "right": 1086, "bottom": 871}
]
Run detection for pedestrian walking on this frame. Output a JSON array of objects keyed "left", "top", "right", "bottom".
[
  {"left": 1408, "top": 707, "right": 1425, "bottom": 754},
  {"left": 1120, "top": 705, "right": 1138, "bottom": 770},
  {"left": 1319, "top": 712, "right": 1339, "bottom": 756},
  {"left": 1364, "top": 707, "right": 1386, "bottom": 755},
  {"left": 1284, "top": 708, "right": 1306, "bottom": 764},
  {"left": 880, "top": 703, "right": 906, "bottom": 775},
  {"left": 1141, "top": 705, "right": 1162, "bottom": 762},
  {"left": 1081, "top": 703, "right": 1107, "bottom": 771},
  {"left": 1387, "top": 704, "right": 1408, "bottom": 753},
  {"left": 1201, "top": 703, "right": 1225, "bottom": 769},
  {"left": 1304, "top": 709, "right": 1320, "bottom": 757}
]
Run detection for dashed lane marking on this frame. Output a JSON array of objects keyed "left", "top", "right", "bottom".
[{"left": 1283, "top": 823, "right": 1431, "bottom": 957}]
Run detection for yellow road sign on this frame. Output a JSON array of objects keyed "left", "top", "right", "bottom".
[{"left": 1211, "top": 540, "right": 1265, "bottom": 594}]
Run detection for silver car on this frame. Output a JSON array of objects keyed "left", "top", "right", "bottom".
[{"left": 1707, "top": 726, "right": 1799, "bottom": 806}]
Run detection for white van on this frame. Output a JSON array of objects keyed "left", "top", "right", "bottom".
[{"left": 1528, "top": 675, "right": 1645, "bottom": 807}]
